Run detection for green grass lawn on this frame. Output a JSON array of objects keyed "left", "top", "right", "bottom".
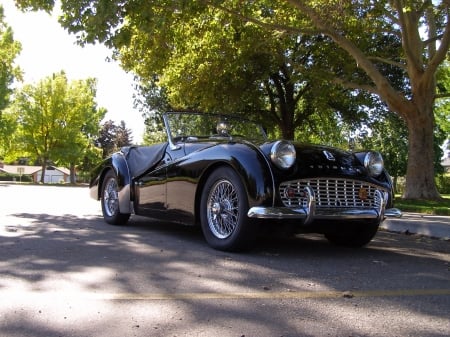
[{"left": 394, "top": 194, "right": 450, "bottom": 216}]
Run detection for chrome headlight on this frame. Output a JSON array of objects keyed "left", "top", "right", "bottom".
[
  {"left": 270, "top": 140, "right": 296, "bottom": 169},
  {"left": 364, "top": 151, "right": 384, "bottom": 177}
]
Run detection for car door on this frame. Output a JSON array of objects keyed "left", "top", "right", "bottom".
[{"left": 134, "top": 151, "right": 173, "bottom": 217}]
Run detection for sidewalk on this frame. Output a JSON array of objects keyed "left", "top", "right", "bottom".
[{"left": 381, "top": 212, "right": 450, "bottom": 240}]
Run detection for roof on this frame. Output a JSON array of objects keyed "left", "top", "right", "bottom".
[{"left": 0, "top": 165, "right": 70, "bottom": 175}]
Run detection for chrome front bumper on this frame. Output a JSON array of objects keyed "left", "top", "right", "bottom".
[{"left": 247, "top": 186, "right": 402, "bottom": 224}]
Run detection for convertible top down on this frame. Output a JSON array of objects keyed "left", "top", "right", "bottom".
[{"left": 90, "top": 111, "right": 401, "bottom": 251}]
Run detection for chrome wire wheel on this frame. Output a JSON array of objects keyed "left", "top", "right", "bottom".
[
  {"left": 206, "top": 179, "right": 240, "bottom": 239},
  {"left": 103, "top": 177, "right": 119, "bottom": 217}
]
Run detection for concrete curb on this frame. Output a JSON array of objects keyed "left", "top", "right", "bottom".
[{"left": 381, "top": 213, "right": 450, "bottom": 240}]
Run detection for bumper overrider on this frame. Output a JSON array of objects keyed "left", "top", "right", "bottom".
[{"left": 247, "top": 186, "right": 402, "bottom": 224}]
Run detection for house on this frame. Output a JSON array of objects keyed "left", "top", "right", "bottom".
[
  {"left": 442, "top": 157, "right": 450, "bottom": 173},
  {"left": 0, "top": 164, "right": 71, "bottom": 183}
]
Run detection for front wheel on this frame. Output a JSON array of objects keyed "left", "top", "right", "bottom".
[
  {"left": 324, "top": 220, "right": 380, "bottom": 247},
  {"left": 200, "top": 167, "right": 255, "bottom": 251},
  {"left": 101, "top": 170, "right": 131, "bottom": 225}
]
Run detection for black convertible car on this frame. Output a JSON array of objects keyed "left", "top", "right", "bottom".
[{"left": 90, "top": 111, "right": 401, "bottom": 251}]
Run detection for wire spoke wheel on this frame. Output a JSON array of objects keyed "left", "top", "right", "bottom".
[
  {"left": 100, "top": 170, "right": 130, "bottom": 225},
  {"left": 207, "top": 179, "right": 240, "bottom": 239},
  {"left": 103, "top": 177, "right": 119, "bottom": 217},
  {"left": 200, "top": 167, "right": 256, "bottom": 251}
]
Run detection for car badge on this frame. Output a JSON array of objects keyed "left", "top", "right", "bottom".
[
  {"left": 358, "top": 188, "right": 368, "bottom": 201},
  {"left": 323, "top": 150, "right": 335, "bottom": 161}
]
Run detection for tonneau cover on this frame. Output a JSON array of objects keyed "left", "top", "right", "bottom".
[{"left": 121, "top": 143, "right": 168, "bottom": 178}]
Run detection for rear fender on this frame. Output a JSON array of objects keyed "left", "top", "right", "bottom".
[{"left": 94, "top": 153, "right": 133, "bottom": 214}]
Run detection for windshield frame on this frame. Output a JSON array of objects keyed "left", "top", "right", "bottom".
[{"left": 163, "top": 111, "right": 268, "bottom": 149}]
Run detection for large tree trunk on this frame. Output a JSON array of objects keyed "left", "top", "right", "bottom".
[
  {"left": 403, "top": 103, "right": 441, "bottom": 200},
  {"left": 400, "top": 74, "right": 441, "bottom": 200}
]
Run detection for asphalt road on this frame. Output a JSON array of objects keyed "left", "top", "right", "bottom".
[{"left": 0, "top": 184, "right": 449, "bottom": 337}]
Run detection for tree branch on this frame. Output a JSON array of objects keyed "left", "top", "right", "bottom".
[
  {"left": 206, "top": 1, "right": 319, "bottom": 35},
  {"left": 422, "top": 33, "right": 444, "bottom": 46},
  {"left": 435, "top": 92, "right": 450, "bottom": 99},
  {"left": 331, "top": 78, "right": 380, "bottom": 96},
  {"left": 393, "top": 0, "right": 424, "bottom": 73},
  {"left": 366, "top": 56, "right": 407, "bottom": 70},
  {"left": 426, "top": 12, "right": 450, "bottom": 76}
]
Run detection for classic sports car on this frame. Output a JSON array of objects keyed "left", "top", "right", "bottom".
[{"left": 90, "top": 111, "right": 401, "bottom": 251}]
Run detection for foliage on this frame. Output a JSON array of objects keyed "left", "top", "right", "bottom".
[
  {"left": 119, "top": 5, "right": 385, "bottom": 142},
  {"left": 436, "top": 174, "right": 450, "bottom": 195},
  {"left": 132, "top": 77, "right": 171, "bottom": 144},
  {"left": 0, "top": 5, "right": 22, "bottom": 158},
  {"left": 0, "top": 171, "right": 32, "bottom": 182},
  {"left": 9, "top": 71, "right": 105, "bottom": 182},
  {"left": 97, "top": 119, "right": 133, "bottom": 157},
  {"left": 435, "top": 62, "right": 450, "bottom": 156},
  {"left": 0, "top": 5, "right": 22, "bottom": 113},
  {"left": 359, "top": 110, "right": 408, "bottom": 178},
  {"left": 0, "top": 107, "right": 18, "bottom": 160}
]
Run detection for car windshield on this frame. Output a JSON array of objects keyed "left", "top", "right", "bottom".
[{"left": 164, "top": 112, "right": 267, "bottom": 142}]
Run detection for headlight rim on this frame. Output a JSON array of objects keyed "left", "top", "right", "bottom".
[
  {"left": 364, "top": 151, "right": 384, "bottom": 177},
  {"left": 270, "top": 140, "right": 296, "bottom": 170}
]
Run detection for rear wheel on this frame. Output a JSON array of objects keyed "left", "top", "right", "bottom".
[
  {"left": 324, "top": 220, "right": 380, "bottom": 247},
  {"left": 101, "top": 170, "right": 131, "bottom": 225},
  {"left": 200, "top": 167, "right": 255, "bottom": 251}
]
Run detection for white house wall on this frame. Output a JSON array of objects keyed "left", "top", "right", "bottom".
[{"left": 35, "top": 171, "right": 70, "bottom": 183}]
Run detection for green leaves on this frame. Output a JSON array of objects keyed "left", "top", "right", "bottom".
[
  {"left": 9, "top": 71, "right": 105, "bottom": 173},
  {"left": 0, "top": 5, "right": 22, "bottom": 113}
]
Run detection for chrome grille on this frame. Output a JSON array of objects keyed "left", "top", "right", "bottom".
[{"left": 279, "top": 178, "right": 384, "bottom": 209}]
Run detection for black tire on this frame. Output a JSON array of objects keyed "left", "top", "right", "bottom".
[
  {"left": 101, "top": 170, "right": 131, "bottom": 225},
  {"left": 200, "top": 167, "right": 255, "bottom": 251},
  {"left": 324, "top": 220, "right": 380, "bottom": 247}
]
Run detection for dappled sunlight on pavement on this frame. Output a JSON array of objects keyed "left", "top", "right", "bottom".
[{"left": 0, "top": 185, "right": 449, "bottom": 337}]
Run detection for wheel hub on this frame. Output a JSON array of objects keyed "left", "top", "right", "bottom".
[
  {"left": 212, "top": 202, "right": 221, "bottom": 216},
  {"left": 212, "top": 200, "right": 232, "bottom": 219}
]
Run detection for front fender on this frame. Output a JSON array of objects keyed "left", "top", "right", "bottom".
[{"left": 193, "top": 142, "right": 275, "bottom": 208}]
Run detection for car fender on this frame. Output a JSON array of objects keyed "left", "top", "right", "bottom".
[
  {"left": 193, "top": 142, "right": 275, "bottom": 215},
  {"left": 90, "top": 152, "right": 133, "bottom": 213}
]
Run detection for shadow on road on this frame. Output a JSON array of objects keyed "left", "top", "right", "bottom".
[{"left": 1, "top": 212, "right": 449, "bottom": 337}]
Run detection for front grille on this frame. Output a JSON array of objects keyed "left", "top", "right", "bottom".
[{"left": 279, "top": 178, "right": 384, "bottom": 209}]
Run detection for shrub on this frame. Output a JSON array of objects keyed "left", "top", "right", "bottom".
[{"left": 436, "top": 173, "right": 450, "bottom": 194}]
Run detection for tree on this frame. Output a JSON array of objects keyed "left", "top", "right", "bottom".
[
  {"left": 282, "top": 1, "right": 449, "bottom": 200},
  {"left": 115, "top": 120, "right": 133, "bottom": 148},
  {"left": 197, "top": 0, "right": 449, "bottom": 199},
  {"left": 435, "top": 61, "right": 450, "bottom": 159},
  {"left": 11, "top": 72, "right": 105, "bottom": 183},
  {"left": 115, "top": 3, "right": 381, "bottom": 145},
  {"left": 15, "top": 0, "right": 449, "bottom": 200},
  {"left": 133, "top": 78, "right": 172, "bottom": 144},
  {"left": 0, "top": 5, "right": 21, "bottom": 158},
  {"left": 0, "top": 5, "right": 21, "bottom": 114},
  {"left": 52, "top": 77, "right": 106, "bottom": 182},
  {"left": 97, "top": 119, "right": 133, "bottom": 157}
]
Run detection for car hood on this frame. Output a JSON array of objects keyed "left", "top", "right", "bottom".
[{"left": 259, "top": 141, "right": 366, "bottom": 178}]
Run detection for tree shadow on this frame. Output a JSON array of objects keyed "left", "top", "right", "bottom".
[{"left": 0, "top": 212, "right": 449, "bottom": 337}]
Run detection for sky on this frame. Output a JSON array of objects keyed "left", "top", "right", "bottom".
[{"left": 2, "top": 1, "right": 145, "bottom": 143}]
